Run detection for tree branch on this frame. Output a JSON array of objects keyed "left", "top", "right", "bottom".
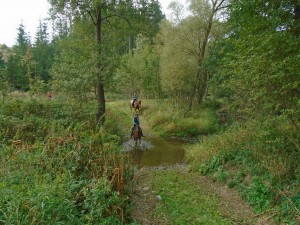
[
  {"left": 86, "top": 9, "right": 96, "bottom": 25},
  {"left": 215, "top": 0, "right": 226, "bottom": 12},
  {"left": 101, "top": 14, "right": 132, "bottom": 29}
]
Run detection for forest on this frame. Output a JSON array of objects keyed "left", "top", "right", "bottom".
[{"left": 0, "top": 0, "right": 299, "bottom": 224}]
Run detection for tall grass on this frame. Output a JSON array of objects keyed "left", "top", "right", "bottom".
[
  {"left": 0, "top": 94, "right": 133, "bottom": 224},
  {"left": 141, "top": 99, "right": 220, "bottom": 137}
]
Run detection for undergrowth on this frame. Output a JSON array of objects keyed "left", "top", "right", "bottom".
[
  {"left": 186, "top": 117, "right": 300, "bottom": 224},
  {"left": 142, "top": 99, "right": 220, "bottom": 137},
  {"left": 0, "top": 94, "right": 135, "bottom": 224}
]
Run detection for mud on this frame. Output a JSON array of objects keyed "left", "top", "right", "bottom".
[{"left": 122, "top": 137, "right": 186, "bottom": 168}]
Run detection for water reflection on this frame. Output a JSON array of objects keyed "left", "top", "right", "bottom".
[{"left": 122, "top": 137, "right": 185, "bottom": 168}]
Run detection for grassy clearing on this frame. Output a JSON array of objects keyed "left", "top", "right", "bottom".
[
  {"left": 185, "top": 118, "right": 300, "bottom": 224},
  {"left": 0, "top": 95, "right": 135, "bottom": 224},
  {"left": 141, "top": 99, "right": 220, "bottom": 137}
]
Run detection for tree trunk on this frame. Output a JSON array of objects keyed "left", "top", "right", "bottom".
[
  {"left": 95, "top": 9, "right": 106, "bottom": 124},
  {"left": 96, "top": 81, "right": 105, "bottom": 122},
  {"left": 191, "top": 2, "right": 216, "bottom": 108},
  {"left": 294, "top": 0, "right": 300, "bottom": 36},
  {"left": 196, "top": 5, "right": 215, "bottom": 104},
  {"left": 189, "top": 71, "right": 199, "bottom": 110},
  {"left": 197, "top": 68, "right": 208, "bottom": 105}
]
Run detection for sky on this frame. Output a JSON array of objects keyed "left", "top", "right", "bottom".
[{"left": 0, "top": 0, "right": 185, "bottom": 47}]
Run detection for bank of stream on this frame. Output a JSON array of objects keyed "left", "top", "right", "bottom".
[
  {"left": 109, "top": 102, "right": 271, "bottom": 224},
  {"left": 121, "top": 136, "right": 274, "bottom": 225}
]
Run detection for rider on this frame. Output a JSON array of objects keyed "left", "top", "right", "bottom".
[
  {"left": 130, "top": 113, "right": 144, "bottom": 138},
  {"left": 132, "top": 93, "right": 138, "bottom": 107}
]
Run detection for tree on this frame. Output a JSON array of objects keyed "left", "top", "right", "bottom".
[
  {"left": 50, "top": 19, "right": 98, "bottom": 102},
  {"left": 22, "top": 46, "right": 46, "bottom": 98},
  {"left": 187, "top": 0, "right": 226, "bottom": 108},
  {"left": 215, "top": 0, "right": 300, "bottom": 148},
  {"left": 8, "top": 23, "right": 31, "bottom": 90},
  {"left": 33, "top": 20, "right": 54, "bottom": 83},
  {"left": 48, "top": 0, "right": 163, "bottom": 123},
  {"left": 0, "top": 52, "right": 10, "bottom": 101},
  {"left": 115, "top": 34, "right": 161, "bottom": 99},
  {"left": 159, "top": 0, "right": 226, "bottom": 108},
  {"left": 159, "top": 19, "right": 196, "bottom": 102}
]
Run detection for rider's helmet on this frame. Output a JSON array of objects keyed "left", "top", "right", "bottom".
[{"left": 135, "top": 113, "right": 139, "bottom": 117}]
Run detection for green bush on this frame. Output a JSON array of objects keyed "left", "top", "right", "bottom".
[{"left": 242, "top": 176, "right": 273, "bottom": 213}]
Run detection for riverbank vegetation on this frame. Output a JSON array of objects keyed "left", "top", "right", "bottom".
[
  {"left": 0, "top": 0, "right": 299, "bottom": 224},
  {"left": 142, "top": 99, "right": 220, "bottom": 137},
  {"left": 0, "top": 94, "right": 133, "bottom": 224}
]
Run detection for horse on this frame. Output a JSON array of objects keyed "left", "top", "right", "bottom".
[
  {"left": 130, "top": 100, "right": 142, "bottom": 114},
  {"left": 132, "top": 125, "right": 141, "bottom": 146}
]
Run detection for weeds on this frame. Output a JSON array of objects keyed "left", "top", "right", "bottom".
[
  {"left": 142, "top": 100, "right": 219, "bottom": 137},
  {"left": 0, "top": 95, "right": 133, "bottom": 224},
  {"left": 186, "top": 117, "right": 300, "bottom": 223}
]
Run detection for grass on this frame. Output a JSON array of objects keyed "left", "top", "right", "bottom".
[
  {"left": 185, "top": 118, "right": 300, "bottom": 224},
  {"left": 0, "top": 94, "right": 134, "bottom": 224},
  {"left": 148, "top": 170, "right": 232, "bottom": 225},
  {"left": 140, "top": 99, "right": 220, "bottom": 137}
]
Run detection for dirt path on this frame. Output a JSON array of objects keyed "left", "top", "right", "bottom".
[{"left": 130, "top": 165, "right": 276, "bottom": 225}]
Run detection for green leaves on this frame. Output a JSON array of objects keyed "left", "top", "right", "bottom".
[{"left": 0, "top": 96, "right": 130, "bottom": 224}]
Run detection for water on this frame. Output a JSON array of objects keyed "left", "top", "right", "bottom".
[{"left": 122, "top": 137, "right": 186, "bottom": 168}]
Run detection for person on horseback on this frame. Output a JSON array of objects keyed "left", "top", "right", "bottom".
[
  {"left": 130, "top": 113, "right": 144, "bottom": 138},
  {"left": 132, "top": 93, "right": 138, "bottom": 107}
]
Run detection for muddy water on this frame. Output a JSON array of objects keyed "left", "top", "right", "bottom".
[{"left": 122, "top": 137, "right": 186, "bottom": 168}]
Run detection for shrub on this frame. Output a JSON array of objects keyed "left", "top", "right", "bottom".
[{"left": 0, "top": 96, "right": 132, "bottom": 224}]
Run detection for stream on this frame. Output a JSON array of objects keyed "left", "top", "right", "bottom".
[{"left": 122, "top": 137, "right": 186, "bottom": 168}]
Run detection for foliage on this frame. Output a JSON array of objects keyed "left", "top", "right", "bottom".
[
  {"left": 187, "top": 1, "right": 300, "bottom": 221},
  {"left": 242, "top": 176, "right": 273, "bottom": 213},
  {"left": 0, "top": 95, "right": 133, "bottom": 224},
  {"left": 213, "top": 0, "right": 300, "bottom": 145},
  {"left": 50, "top": 20, "right": 98, "bottom": 101},
  {"left": 4, "top": 22, "right": 54, "bottom": 92},
  {"left": 142, "top": 99, "right": 219, "bottom": 137},
  {"left": 159, "top": 19, "right": 196, "bottom": 100},
  {"left": 0, "top": 53, "right": 10, "bottom": 100},
  {"left": 22, "top": 47, "right": 47, "bottom": 97},
  {"left": 32, "top": 20, "right": 55, "bottom": 82},
  {"left": 115, "top": 35, "right": 161, "bottom": 98},
  {"left": 48, "top": 0, "right": 164, "bottom": 122},
  {"left": 159, "top": 0, "right": 227, "bottom": 109},
  {"left": 186, "top": 119, "right": 300, "bottom": 222},
  {"left": 6, "top": 23, "right": 31, "bottom": 90}
]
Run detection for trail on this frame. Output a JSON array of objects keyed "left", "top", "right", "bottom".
[{"left": 130, "top": 166, "right": 276, "bottom": 225}]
